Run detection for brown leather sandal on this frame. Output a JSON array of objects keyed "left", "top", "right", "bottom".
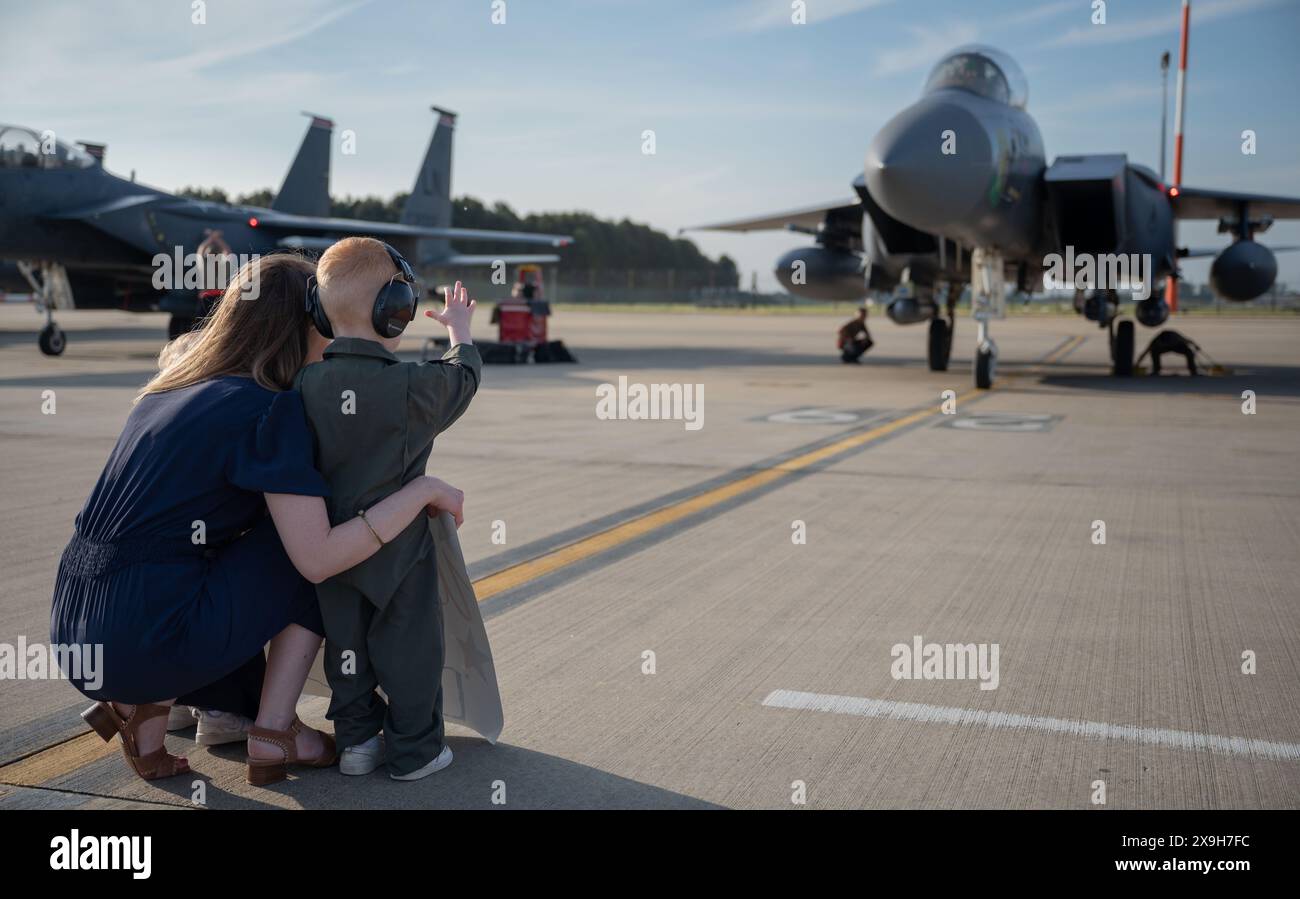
[
  {"left": 82, "top": 701, "right": 191, "bottom": 781},
  {"left": 245, "top": 716, "right": 338, "bottom": 786}
]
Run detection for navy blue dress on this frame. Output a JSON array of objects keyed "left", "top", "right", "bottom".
[{"left": 50, "top": 376, "right": 330, "bottom": 718}]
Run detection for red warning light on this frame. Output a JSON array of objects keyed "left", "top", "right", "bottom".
[
  {"left": 248, "top": 217, "right": 259, "bottom": 227},
  {"left": 1168, "top": 187, "right": 1180, "bottom": 198}
]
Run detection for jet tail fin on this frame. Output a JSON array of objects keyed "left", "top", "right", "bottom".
[
  {"left": 402, "top": 106, "right": 456, "bottom": 265},
  {"left": 272, "top": 114, "right": 332, "bottom": 218}
]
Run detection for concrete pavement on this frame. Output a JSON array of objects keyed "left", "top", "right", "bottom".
[{"left": 1, "top": 304, "right": 1297, "bottom": 808}]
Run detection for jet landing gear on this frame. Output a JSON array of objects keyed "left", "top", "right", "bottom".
[
  {"left": 969, "top": 249, "right": 1005, "bottom": 389},
  {"left": 926, "top": 284, "right": 956, "bottom": 372},
  {"left": 38, "top": 320, "right": 66, "bottom": 356},
  {"left": 17, "top": 261, "right": 73, "bottom": 356},
  {"left": 974, "top": 322, "right": 997, "bottom": 389},
  {"left": 1079, "top": 288, "right": 1134, "bottom": 377},
  {"left": 1110, "top": 317, "right": 1135, "bottom": 377}
]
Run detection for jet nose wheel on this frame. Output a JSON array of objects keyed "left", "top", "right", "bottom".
[
  {"left": 1110, "top": 319, "right": 1135, "bottom": 377},
  {"left": 974, "top": 340, "right": 997, "bottom": 389},
  {"left": 38, "top": 323, "right": 66, "bottom": 356}
]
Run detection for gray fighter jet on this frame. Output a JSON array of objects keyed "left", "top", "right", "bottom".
[
  {"left": 688, "top": 46, "right": 1300, "bottom": 387},
  {"left": 0, "top": 107, "right": 570, "bottom": 355}
]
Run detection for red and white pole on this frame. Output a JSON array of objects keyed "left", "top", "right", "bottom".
[{"left": 1167, "top": 0, "right": 1190, "bottom": 314}]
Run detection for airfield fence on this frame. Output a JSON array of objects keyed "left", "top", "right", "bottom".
[{"left": 417, "top": 266, "right": 1300, "bottom": 314}]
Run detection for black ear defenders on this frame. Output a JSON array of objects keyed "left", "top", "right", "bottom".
[{"left": 306, "top": 241, "right": 421, "bottom": 340}]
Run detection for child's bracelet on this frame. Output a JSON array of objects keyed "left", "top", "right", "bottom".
[{"left": 357, "top": 508, "right": 385, "bottom": 546}]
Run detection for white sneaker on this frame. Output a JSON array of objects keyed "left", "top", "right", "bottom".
[
  {"left": 194, "top": 710, "right": 253, "bottom": 745},
  {"left": 340, "top": 734, "right": 384, "bottom": 776},
  {"left": 390, "top": 744, "right": 453, "bottom": 781},
  {"left": 166, "top": 705, "right": 197, "bottom": 732}
]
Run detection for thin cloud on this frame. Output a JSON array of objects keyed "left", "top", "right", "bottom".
[
  {"left": 1033, "top": 81, "right": 1164, "bottom": 119},
  {"left": 1001, "top": 0, "right": 1075, "bottom": 28},
  {"left": 734, "top": 0, "right": 894, "bottom": 32},
  {"left": 872, "top": 22, "right": 979, "bottom": 76},
  {"left": 163, "top": 0, "right": 372, "bottom": 73},
  {"left": 1045, "top": 0, "right": 1287, "bottom": 47}
]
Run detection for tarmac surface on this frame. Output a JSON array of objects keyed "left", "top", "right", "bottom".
[{"left": 1, "top": 303, "right": 1298, "bottom": 809}]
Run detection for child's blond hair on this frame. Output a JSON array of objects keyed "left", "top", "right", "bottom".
[{"left": 317, "top": 237, "right": 401, "bottom": 331}]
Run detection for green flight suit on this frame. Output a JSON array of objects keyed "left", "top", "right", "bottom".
[{"left": 295, "top": 337, "right": 481, "bottom": 776}]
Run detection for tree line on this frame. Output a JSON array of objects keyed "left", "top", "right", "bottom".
[{"left": 176, "top": 187, "right": 739, "bottom": 286}]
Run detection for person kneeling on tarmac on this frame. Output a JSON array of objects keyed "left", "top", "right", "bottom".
[
  {"left": 1136, "top": 328, "right": 1201, "bottom": 376},
  {"left": 838, "top": 306, "right": 874, "bottom": 364}
]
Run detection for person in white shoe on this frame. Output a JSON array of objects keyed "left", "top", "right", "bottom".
[
  {"left": 194, "top": 709, "right": 254, "bottom": 745},
  {"left": 297, "top": 239, "right": 478, "bottom": 782}
]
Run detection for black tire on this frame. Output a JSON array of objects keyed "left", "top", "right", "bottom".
[
  {"left": 974, "top": 346, "right": 994, "bottom": 389},
  {"left": 38, "top": 323, "right": 66, "bottom": 356},
  {"left": 927, "top": 318, "right": 951, "bottom": 371},
  {"left": 167, "top": 314, "right": 195, "bottom": 341},
  {"left": 1112, "top": 319, "right": 1135, "bottom": 377}
]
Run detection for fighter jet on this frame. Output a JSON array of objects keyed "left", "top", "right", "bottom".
[
  {"left": 0, "top": 107, "right": 571, "bottom": 355},
  {"left": 688, "top": 45, "right": 1300, "bottom": 388}
]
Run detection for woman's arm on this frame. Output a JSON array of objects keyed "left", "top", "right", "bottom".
[{"left": 265, "top": 476, "right": 465, "bottom": 584}]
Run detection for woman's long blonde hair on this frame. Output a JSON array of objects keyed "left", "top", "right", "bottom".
[{"left": 139, "top": 253, "right": 317, "bottom": 399}]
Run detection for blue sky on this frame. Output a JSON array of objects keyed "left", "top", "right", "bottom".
[{"left": 4, "top": 0, "right": 1298, "bottom": 290}]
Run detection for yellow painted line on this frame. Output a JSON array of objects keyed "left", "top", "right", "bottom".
[
  {"left": 0, "top": 731, "right": 116, "bottom": 787},
  {"left": 474, "top": 333, "right": 1084, "bottom": 602},
  {"left": 473, "top": 386, "right": 986, "bottom": 601},
  {"left": 1031, "top": 334, "right": 1085, "bottom": 367}
]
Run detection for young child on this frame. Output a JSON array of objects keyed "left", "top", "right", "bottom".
[{"left": 296, "top": 237, "right": 480, "bottom": 781}]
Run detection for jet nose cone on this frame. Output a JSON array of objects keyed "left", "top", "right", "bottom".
[{"left": 865, "top": 97, "right": 994, "bottom": 231}]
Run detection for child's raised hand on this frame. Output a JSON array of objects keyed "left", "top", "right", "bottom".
[{"left": 425, "top": 281, "right": 475, "bottom": 338}]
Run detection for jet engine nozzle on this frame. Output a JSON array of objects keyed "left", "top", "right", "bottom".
[{"left": 865, "top": 96, "right": 995, "bottom": 233}]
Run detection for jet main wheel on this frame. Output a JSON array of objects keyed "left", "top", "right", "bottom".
[
  {"left": 38, "top": 323, "right": 66, "bottom": 356},
  {"left": 974, "top": 342, "right": 996, "bottom": 389},
  {"left": 1111, "top": 319, "right": 1135, "bottom": 377},
  {"left": 927, "top": 318, "right": 952, "bottom": 371}
]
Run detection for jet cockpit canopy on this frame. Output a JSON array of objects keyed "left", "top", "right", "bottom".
[
  {"left": 0, "top": 125, "right": 98, "bottom": 170},
  {"left": 923, "top": 45, "right": 1028, "bottom": 109}
]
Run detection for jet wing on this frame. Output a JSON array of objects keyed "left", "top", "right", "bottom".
[
  {"left": 43, "top": 194, "right": 168, "bottom": 220},
  {"left": 249, "top": 209, "right": 572, "bottom": 247},
  {"left": 1183, "top": 245, "right": 1300, "bottom": 258},
  {"left": 440, "top": 253, "right": 561, "bottom": 265},
  {"left": 274, "top": 235, "right": 559, "bottom": 264},
  {"left": 1173, "top": 186, "right": 1300, "bottom": 221},
  {"left": 683, "top": 199, "right": 861, "bottom": 233}
]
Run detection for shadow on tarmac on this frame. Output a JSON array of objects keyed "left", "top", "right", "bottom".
[
  {"left": 149, "top": 735, "right": 724, "bottom": 810},
  {"left": 1038, "top": 365, "right": 1300, "bottom": 398}
]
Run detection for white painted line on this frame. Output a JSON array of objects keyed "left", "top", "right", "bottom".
[{"left": 761, "top": 689, "right": 1300, "bottom": 761}]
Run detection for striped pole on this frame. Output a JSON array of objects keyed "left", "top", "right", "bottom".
[{"left": 1167, "top": 0, "right": 1190, "bottom": 314}]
